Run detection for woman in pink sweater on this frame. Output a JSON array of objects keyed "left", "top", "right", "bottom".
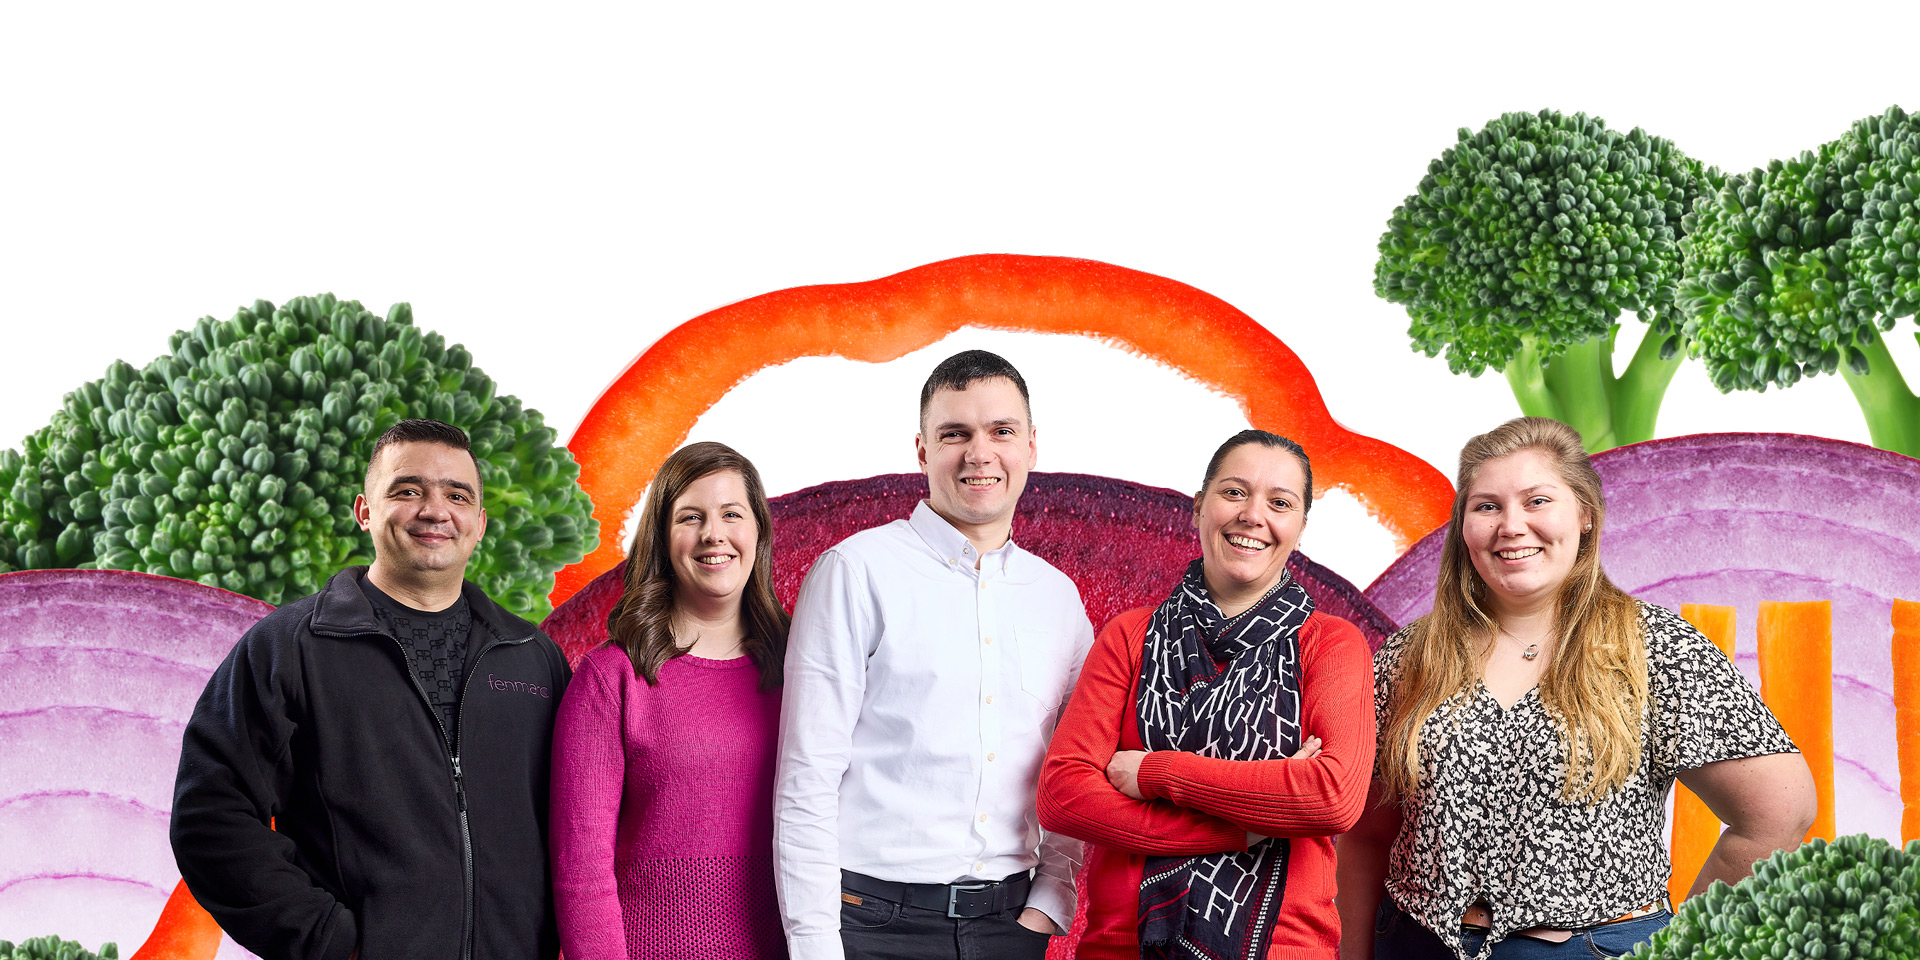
[{"left": 551, "top": 441, "right": 791, "bottom": 959}]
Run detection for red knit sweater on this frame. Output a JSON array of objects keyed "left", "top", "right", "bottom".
[{"left": 1038, "top": 606, "right": 1376, "bottom": 959}]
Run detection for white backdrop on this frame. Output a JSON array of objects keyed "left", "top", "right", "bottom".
[
  {"left": 6, "top": 3, "right": 1919, "bottom": 583},
  {"left": 5, "top": 3, "right": 1920, "bottom": 954}
]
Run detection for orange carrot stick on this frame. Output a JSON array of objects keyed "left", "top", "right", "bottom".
[
  {"left": 1756, "top": 600, "right": 1835, "bottom": 843},
  {"left": 130, "top": 879, "right": 223, "bottom": 960},
  {"left": 1894, "top": 599, "right": 1920, "bottom": 846},
  {"left": 1670, "top": 604, "right": 1736, "bottom": 903}
]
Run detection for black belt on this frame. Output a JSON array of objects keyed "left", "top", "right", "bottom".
[{"left": 841, "top": 869, "right": 1032, "bottom": 919}]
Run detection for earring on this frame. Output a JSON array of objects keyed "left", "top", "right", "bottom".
[{"left": 1584, "top": 523, "right": 1592, "bottom": 532}]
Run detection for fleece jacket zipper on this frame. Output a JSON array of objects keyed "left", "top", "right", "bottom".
[{"left": 386, "top": 627, "right": 536, "bottom": 960}]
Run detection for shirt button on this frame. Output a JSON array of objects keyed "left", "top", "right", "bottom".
[
  {"left": 987, "top": 752, "right": 996, "bottom": 762},
  {"left": 976, "top": 862, "right": 985, "bottom": 871},
  {"left": 985, "top": 695, "right": 994, "bottom": 704},
  {"left": 984, "top": 636, "right": 993, "bottom": 645},
  {"left": 978, "top": 814, "right": 988, "bottom": 823}
]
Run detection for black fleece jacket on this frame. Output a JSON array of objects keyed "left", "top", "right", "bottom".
[{"left": 170, "top": 567, "right": 570, "bottom": 960}]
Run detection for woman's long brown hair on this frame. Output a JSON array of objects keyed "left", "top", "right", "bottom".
[
  {"left": 1380, "top": 417, "right": 1647, "bottom": 803},
  {"left": 606, "top": 441, "right": 789, "bottom": 690}
]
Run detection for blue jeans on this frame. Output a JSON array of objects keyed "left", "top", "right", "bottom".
[{"left": 1374, "top": 899, "right": 1670, "bottom": 959}]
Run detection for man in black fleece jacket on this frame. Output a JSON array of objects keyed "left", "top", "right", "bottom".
[{"left": 171, "top": 419, "right": 570, "bottom": 960}]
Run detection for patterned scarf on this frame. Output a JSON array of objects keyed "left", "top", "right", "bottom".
[{"left": 1135, "top": 558, "right": 1313, "bottom": 960}]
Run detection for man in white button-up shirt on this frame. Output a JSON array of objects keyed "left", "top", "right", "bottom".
[{"left": 774, "top": 350, "right": 1096, "bottom": 960}]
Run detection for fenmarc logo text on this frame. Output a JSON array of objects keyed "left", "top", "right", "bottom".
[{"left": 486, "top": 674, "right": 551, "bottom": 698}]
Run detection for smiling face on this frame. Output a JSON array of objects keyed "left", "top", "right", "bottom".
[
  {"left": 1193, "top": 443, "right": 1308, "bottom": 615},
  {"left": 1462, "top": 447, "right": 1592, "bottom": 617},
  {"left": 355, "top": 440, "right": 488, "bottom": 588},
  {"left": 915, "top": 376, "right": 1037, "bottom": 548},
  {"left": 667, "top": 469, "right": 758, "bottom": 610}
]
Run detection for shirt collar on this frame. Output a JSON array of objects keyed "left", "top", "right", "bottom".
[{"left": 907, "top": 500, "right": 1017, "bottom": 574}]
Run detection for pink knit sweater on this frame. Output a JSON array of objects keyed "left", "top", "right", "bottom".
[{"left": 551, "top": 644, "right": 786, "bottom": 959}]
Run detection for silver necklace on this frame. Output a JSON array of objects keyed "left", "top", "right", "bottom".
[{"left": 1497, "top": 625, "right": 1543, "bottom": 661}]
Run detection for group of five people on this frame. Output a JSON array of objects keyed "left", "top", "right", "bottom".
[{"left": 169, "top": 350, "right": 1815, "bottom": 960}]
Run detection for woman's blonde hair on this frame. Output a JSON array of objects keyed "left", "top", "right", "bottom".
[{"left": 1379, "top": 417, "right": 1647, "bottom": 803}]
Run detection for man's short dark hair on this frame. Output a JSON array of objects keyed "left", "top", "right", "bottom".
[
  {"left": 918, "top": 350, "right": 1033, "bottom": 430},
  {"left": 365, "top": 419, "right": 484, "bottom": 500}
]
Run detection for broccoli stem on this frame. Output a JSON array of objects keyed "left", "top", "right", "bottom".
[
  {"left": 1540, "top": 334, "right": 1621, "bottom": 451},
  {"left": 1504, "top": 337, "right": 1568, "bottom": 424},
  {"left": 1837, "top": 333, "right": 1920, "bottom": 459},
  {"left": 1500, "top": 327, "right": 1680, "bottom": 453},
  {"left": 1611, "top": 322, "right": 1685, "bottom": 447}
]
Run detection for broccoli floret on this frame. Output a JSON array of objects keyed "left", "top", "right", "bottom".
[
  {"left": 1634, "top": 834, "right": 1919, "bottom": 959},
  {"left": 1677, "top": 105, "right": 1920, "bottom": 458},
  {"left": 1375, "top": 109, "right": 1718, "bottom": 452},
  {"left": 0, "top": 294, "right": 598, "bottom": 621},
  {"left": 0, "top": 937, "right": 117, "bottom": 960}
]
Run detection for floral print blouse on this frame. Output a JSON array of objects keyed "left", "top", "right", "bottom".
[{"left": 1372, "top": 601, "right": 1799, "bottom": 960}]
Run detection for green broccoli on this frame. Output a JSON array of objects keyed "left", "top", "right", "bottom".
[
  {"left": 1375, "top": 109, "right": 1719, "bottom": 452},
  {"left": 0, "top": 937, "right": 117, "bottom": 960},
  {"left": 0, "top": 294, "right": 598, "bottom": 621},
  {"left": 1633, "top": 834, "right": 1919, "bottom": 959},
  {"left": 1677, "top": 106, "right": 1920, "bottom": 458}
]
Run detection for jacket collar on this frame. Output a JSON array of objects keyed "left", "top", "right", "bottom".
[{"left": 310, "top": 566, "right": 537, "bottom": 641}]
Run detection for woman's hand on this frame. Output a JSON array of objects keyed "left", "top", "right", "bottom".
[
  {"left": 1107, "top": 737, "right": 1322, "bottom": 800},
  {"left": 1107, "top": 750, "right": 1149, "bottom": 799}
]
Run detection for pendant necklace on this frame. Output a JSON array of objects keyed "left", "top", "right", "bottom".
[{"left": 1498, "top": 625, "right": 1542, "bottom": 661}]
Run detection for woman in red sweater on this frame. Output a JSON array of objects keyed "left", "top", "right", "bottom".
[{"left": 1039, "top": 429, "right": 1377, "bottom": 960}]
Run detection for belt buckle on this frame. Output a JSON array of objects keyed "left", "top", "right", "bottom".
[{"left": 947, "top": 881, "right": 995, "bottom": 918}]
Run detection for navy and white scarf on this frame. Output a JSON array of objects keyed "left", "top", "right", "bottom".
[{"left": 1135, "top": 558, "right": 1313, "bottom": 960}]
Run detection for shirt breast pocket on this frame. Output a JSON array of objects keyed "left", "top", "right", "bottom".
[{"left": 1014, "top": 625, "right": 1072, "bottom": 716}]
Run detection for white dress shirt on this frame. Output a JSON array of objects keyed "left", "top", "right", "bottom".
[{"left": 774, "top": 501, "right": 1095, "bottom": 960}]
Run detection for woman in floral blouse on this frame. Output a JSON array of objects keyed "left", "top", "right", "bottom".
[{"left": 1336, "top": 417, "right": 1816, "bottom": 960}]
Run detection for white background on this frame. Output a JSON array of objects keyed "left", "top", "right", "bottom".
[
  {"left": 4, "top": 4, "right": 1920, "bottom": 954},
  {"left": 4, "top": 2, "right": 1918, "bottom": 587}
]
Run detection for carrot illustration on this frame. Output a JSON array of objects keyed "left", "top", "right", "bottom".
[
  {"left": 130, "top": 879, "right": 223, "bottom": 960},
  {"left": 1756, "top": 600, "right": 1835, "bottom": 842},
  {"left": 554, "top": 254, "right": 1455, "bottom": 605},
  {"left": 1670, "top": 604, "right": 1736, "bottom": 902},
  {"left": 1894, "top": 599, "right": 1920, "bottom": 845}
]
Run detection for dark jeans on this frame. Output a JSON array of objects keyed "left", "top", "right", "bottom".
[
  {"left": 1375, "top": 899, "right": 1670, "bottom": 960},
  {"left": 840, "top": 889, "right": 1051, "bottom": 960}
]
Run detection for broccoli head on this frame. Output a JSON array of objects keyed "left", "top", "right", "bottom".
[
  {"left": 1851, "top": 108, "right": 1920, "bottom": 323},
  {"left": 1634, "top": 834, "right": 1919, "bottom": 960},
  {"left": 1677, "top": 105, "right": 1920, "bottom": 458},
  {"left": 0, "top": 294, "right": 598, "bottom": 621},
  {"left": 0, "top": 937, "right": 117, "bottom": 960},
  {"left": 1375, "top": 109, "right": 1718, "bottom": 451}
]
